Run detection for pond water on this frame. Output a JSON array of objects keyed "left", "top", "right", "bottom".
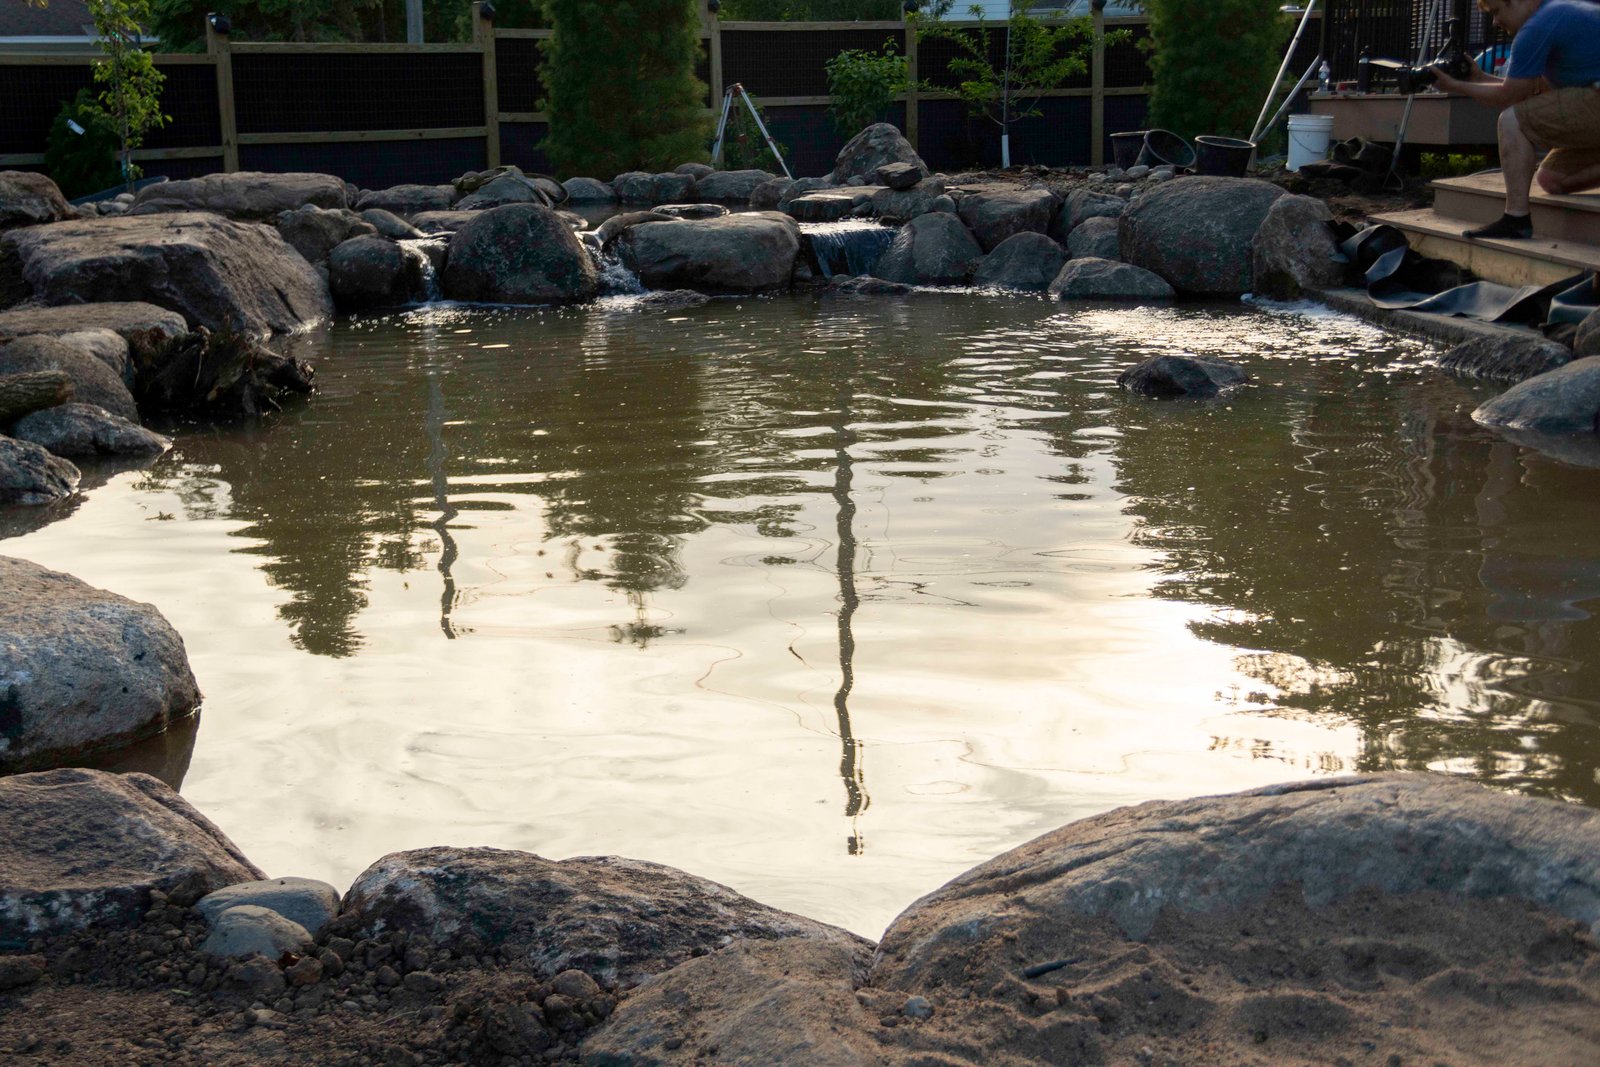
[{"left": 8, "top": 291, "right": 1600, "bottom": 939}]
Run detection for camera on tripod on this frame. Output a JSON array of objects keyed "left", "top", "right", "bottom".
[{"left": 1367, "top": 17, "right": 1474, "bottom": 94}]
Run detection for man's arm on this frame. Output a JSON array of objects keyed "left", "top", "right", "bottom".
[{"left": 1433, "top": 67, "right": 1541, "bottom": 107}]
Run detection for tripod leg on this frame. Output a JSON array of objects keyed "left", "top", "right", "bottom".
[
  {"left": 710, "top": 88, "right": 734, "bottom": 168},
  {"left": 739, "top": 89, "right": 793, "bottom": 180}
]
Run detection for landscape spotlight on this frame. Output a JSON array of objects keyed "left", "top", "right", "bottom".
[
  {"left": 708, "top": 0, "right": 720, "bottom": 12},
  {"left": 1091, "top": 0, "right": 1107, "bottom": 9},
  {"left": 903, "top": 0, "right": 920, "bottom": 12},
  {"left": 206, "top": 11, "right": 230, "bottom": 34},
  {"left": 480, "top": 2, "right": 496, "bottom": 20}
]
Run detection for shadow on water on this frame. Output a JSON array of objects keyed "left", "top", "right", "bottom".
[{"left": 76, "top": 712, "right": 201, "bottom": 790}]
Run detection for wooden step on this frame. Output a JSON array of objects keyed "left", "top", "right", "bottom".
[
  {"left": 1369, "top": 207, "right": 1600, "bottom": 288},
  {"left": 1430, "top": 172, "right": 1600, "bottom": 245}
]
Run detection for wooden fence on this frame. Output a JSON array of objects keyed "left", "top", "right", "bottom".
[{"left": 0, "top": 4, "right": 1316, "bottom": 188}]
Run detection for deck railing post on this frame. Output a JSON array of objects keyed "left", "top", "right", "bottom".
[
  {"left": 206, "top": 19, "right": 239, "bottom": 172},
  {"left": 473, "top": 2, "right": 501, "bottom": 169}
]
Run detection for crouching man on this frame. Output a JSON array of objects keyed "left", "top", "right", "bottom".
[{"left": 1432, "top": 0, "right": 1600, "bottom": 239}]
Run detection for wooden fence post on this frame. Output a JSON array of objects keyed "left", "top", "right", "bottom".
[
  {"left": 206, "top": 20, "right": 239, "bottom": 172},
  {"left": 705, "top": 0, "right": 723, "bottom": 108},
  {"left": 1090, "top": 5, "right": 1105, "bottom": 166},
  {"left": 904, "top": 20, "right": 918, "bottom": 150},
  {"left": 473, "top": 2, "right": 501, "bottom": 169}
]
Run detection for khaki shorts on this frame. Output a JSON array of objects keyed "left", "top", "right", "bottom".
[{"left": 1514, "top": 86, "right": 1600, "bottom": 182}]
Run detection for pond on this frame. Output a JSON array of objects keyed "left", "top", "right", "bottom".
[{"left": 8, "top": 291, "right": 1600, "bottom": 939}]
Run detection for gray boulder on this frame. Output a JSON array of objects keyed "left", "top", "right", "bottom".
[
  {"left": 1049, "top": 257, "right": 1175, "bottom": 302},
  {"left": 873, "top": 212, "right": 984, "bottom": 287},
  {"left": 131, "top": 171, "right": 348, "bottom": 220},
  {"left": 10, "top": 402, "right": 170, "bottom": 458},
  {"left": 956, "top": 185, "right": 1059, "bottom": 253},
  {"left": 674, "top": 162, "right": 716, "bottom": 179},
  {"left": 562, "top": 177, "right": 619, "bottom": 204},
  {"left": 408, "top": 210, "right": 480, "bottom": 235},
  {"left": 1576, "top": 309, "right": 1600, "bottom": 358},
  {"left": 0, "top": 768, "right": 263, "bottom": 944},
  {"left": 0, "top": 435, "right": 78, "bottom": 505},
  {"left": 197, "top": 876, "right": 341, "bottom": 936},
  {"left": 872, "top": 773, "right": 1600, "bottom": 1008},
  {"left": 654, "top": 203, "right": 728, "bottom": 221},
  {"left": 1437, "top": 334, "right": 1573, "bottom": 384},
  {"left": 750, "top": 177, "right": 795, "bottom": 210},
  {"left": 38, "top": 328, "right": 131, "bottom": 386},
  {"left": 201, "top": 904, "right": 315, "bottom": 960},
  {"left": 353, "top": 184, "right": 458, "bottom": 215},
  {"left": 443, "top": 204, "right": 598, "bottom": 305},
  {"left": 0, "top": 302, "right": 187, "bottom": 363},
  {"left": 1051, "top": 188, "right": 1126, "bottom": 242},
  {"left": 876, "top": 162, "right": 922, "bottom": 190},
  {"left": 972, "top": 232, "right": 1067, "bottom": 292},
  {"left": 1120, "top": 176, "right": 1286, "bottom": 295},
  {"left": 0, "top": 335, "right": 138, "bottom": 421},
  {"left": 784, "top": 190, "right": 864, "bottom": 222},
  {"left": 1066, "top": 215, "right": 1121, "bottom": 261},
  {"left": 358, "top": 208, "right": 423, "bottom": 240},
  {"left": 696, "top": 169, "right": 774, "bottom": 202},
  {"left": 0, "top": 171, "right": 73, "bottom": 231},
  {"left": 830, "top": 123, "right": 927, "bottom": 185},
  {"left": 328, "top": 235, "right": 425, "bottom": 310},
  {"left": 869, "top": 176, "right": 947, "bottom": 220},
  {"left": 341, "top": 846, "right": 870, "bottom": 990},
  {"left": 777, "top": 176, "right": 836, "bottom": 211},
  {"left": 275, "top": 204, "right": 377, "bottom": 265},
  {"left": 1472, "top": 355, "right": 1600, "bottom": 434},
  {"left": 624, "top": 212, "right": 800, "bottom": 293},
  {"left": 1, "top": 212, "right": 333, "bottom": 338},
  {"left": 613, "top": 172, "right": 696, "bottom": 205},
  {"left": 1250, "top": 193, "right": 1342, "bottom": 300},
  {"left": 0, "top": 555, "right": 201, "bottom": 771},
  {"left": 595, "top": 210, "right": 679, "bottom": 251},
  {"left": 1117, "top": 354, "right": 1247, "bottom": 397},
  {"left": 456, "top": 172, "right": 552, "bottom": 211}
]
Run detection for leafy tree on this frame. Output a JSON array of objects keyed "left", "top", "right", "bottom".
[
  {"left": 824, "top": 40, "right": 906, "bottom": 136},
  {"left": 1142, "top": 0, "right": 1286, "bottom": 141},
  {"left": 148, "top": 0, "right": 374, "bottom": 50},
  {"left": 716, "top": 0, "right": 898, "bottom": 19},
  {"left": 45, "top": 89, "right": 124, "bottom": 198},
  {"left": 540, "top": 0, "right": 711, "bottom": 178},
  {"left": 913, "top": 1, "right": 1106, "bottom": 165},
  {"left": 88, "top": 0, "right": 169, "bottom": 191}
]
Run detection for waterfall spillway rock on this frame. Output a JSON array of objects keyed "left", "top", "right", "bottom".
[{"left": 801, "top": 221, "right": 898, "bottom": 280}]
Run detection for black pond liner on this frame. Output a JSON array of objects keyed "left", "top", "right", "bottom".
[
  {"left": 1194, "top": 135, "right": 1255, "bottom": 178},
  {"left": 1110, "top": 130, "right": 1148, "bottom": 171},
  {"left": 1138, "top": 129, "right": 1196, "bottom": 170}
]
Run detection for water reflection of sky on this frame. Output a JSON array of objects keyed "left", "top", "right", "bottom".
[{"left": 9, "top": 293, "right": 1600, "bottom": 939}]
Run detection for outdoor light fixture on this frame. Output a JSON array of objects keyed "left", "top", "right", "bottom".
[
  {"left": 903, "top": 0, "right": 920, "bottom": 12},
  {"left": 480, "top": 2, "right": 496, "bottom": 20},
  {"left": 707, "top": 0, "right": 720, "bottom": 12},
  {"left": 206, "top": 12, "right": 230, "bottom": 34},
  {"left": 1091, "top": 0, "right": 1107, "bottom": 10}
]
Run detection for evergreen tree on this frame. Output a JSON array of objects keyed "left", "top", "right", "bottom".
[
  {"left": 541, "top": 0, "right": 711, "bottom": 178},
  {"left": 1142, "top": 0, "right": 1287, "bottom": 142}
]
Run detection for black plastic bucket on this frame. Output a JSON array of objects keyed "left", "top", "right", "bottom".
[
  {"left": 1137, "top": 128, "right": 1197, "bottom": 170},
  {"left": 1110, "top": 130, "right": 1148, "bottom": 171},
  {"left": 1194, "top": 135, "right": 1255, "bottom": 177}
]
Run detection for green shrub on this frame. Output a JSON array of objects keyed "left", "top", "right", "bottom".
[
  {"left": 1142, "top": 0, "right": 1288, "bottom": 142},
  {"left": 1419, "top": 152, "right": 1492, "bottom": 180},
  {"left": 45, "top": 90, "right": 125, "bottom": 199},
  {"left": 825, "top": 41, "right": 906, "bottom": 137}
]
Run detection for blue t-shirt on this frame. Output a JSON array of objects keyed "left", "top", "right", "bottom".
[{"left": 1507, "top": 0, "right": 1600, "bottom": 87}]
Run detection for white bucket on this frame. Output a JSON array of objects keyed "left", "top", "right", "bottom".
[{"left": 1286, "top": 113, "right": 1336, "bottom": 172}]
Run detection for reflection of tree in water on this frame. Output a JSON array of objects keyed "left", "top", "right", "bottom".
[{"left": 1101, "top": 369, "right": 1600, "bottom": 803}]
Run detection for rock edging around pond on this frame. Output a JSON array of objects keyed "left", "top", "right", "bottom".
[{"left": 3, "top": 769, "right": 1599, "bottom": 1065}]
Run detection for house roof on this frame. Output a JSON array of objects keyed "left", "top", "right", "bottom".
[{"left": 0, "top": 0, "right": 96, "bottom": 39}]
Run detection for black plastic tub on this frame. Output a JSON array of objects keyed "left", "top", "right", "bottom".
[
  {"left": 1137, "top": 129, "right": 1197, "bottom": 170},
  {"left": 1110, "top": 130, "right": 1148, "bottom": 171},
  {"left": 1194, "top": 135, "right": 1255, "bottom": 178}
]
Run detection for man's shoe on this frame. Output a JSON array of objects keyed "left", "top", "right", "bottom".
[{"left": 1464, "top": 213, "right": 1533, "bottom": 240}]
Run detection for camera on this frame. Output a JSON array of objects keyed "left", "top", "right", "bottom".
[{"left": 1368, "top": 17, "right": 1473, "bottom": 94}]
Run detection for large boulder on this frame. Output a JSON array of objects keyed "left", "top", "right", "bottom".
[
  {"left": 456, "top": 172, "right": 553, "bottom": 211},
  {"left": 695, "top": 169, "right": 775, "bottom": 202},
  {"left": 1066, "top": 215, "right": 1121, "bottom": 261},
  {"left": 869, "top": 176, "right": 948, "bottom": 221},
  {"left": 0, "top": 435, "right": 78, "bottom": 505},
  {"left": 0, "top": 335, "right": 138, "bottom": 420},
  {"left": 956, "top": 185, "right": 1059, "bottom": 253},
  {"left": 10, "top": 402, "right": 170, "bottom": 458},
  {"left": 0, "top": 768, "right": 263, "bottom": 945},
  {"left": 408, "top": 210, "right": 480, "bottom": 235},
  {"left": 830, "top": 123, "right": 928, "bottom": 185},
  {"left": 275, "top": 204, "right": 377, "bottom": 266},
  {"left": 1048, "top": 257, "right": 1175, "bottom": 302},
  {"left": 0, "top": 556, "right": 202, "bottom": 772},
  {"left": 872, "top": 212, "right": 984, "bottom": 287},
  {"left": 562, "top": 177, "right": 618, "bottom": 204},
  {"left": 131, "top": 171, "right": 348, "bottom": 220},
  {"left": 1, "top": 212, "right": 333, "bottom": 337},
  {"left": 1119, "top": 176, "right": 1286, "bottom": 295},
  {"left": 973, "top": 231, "right": 1068, "bottom": 292},
  {"left": 613, "top": 172, "right": 697, "bottom": 205},
  {"left": 45, "top": 328, "right": 132, "bottom": 385},
  {"left": 595, "top": 210, "right": 679, "bottom": 251},
  {"left": 1250, "top": 193, "right": 1342, "bottom": 300},
  {"left": 442, "top": 203, "right": 599, "bottom": 305},
  {"left": 0, "top": 302, "right": 187, "bottom": 362},
  {"left": 1472, "top": 355, "right": 1600, "bottom": 434},
  {"left": 784, "top": 190, "right": 866, "bottom": 222},
  {"left": 328, "top": 235, "right": 425, "bottom": 310},
  {"left": 353, "top": 183, "right": 458, "bottom": 215},
  {"left": 357, "top": 208, "right": 423, "bottom": 240},
  {"left": 1574, "top": 308, "right": 1600, "bottom": 358},
  {"left": 1437, "top": 334, "right": 1573, "bottom": 384},
  {"left": 1117, "top": 354, "right": 1247, "bottom": 397},
  {"left": 1050, "top": 188, "right": 1126, "bottom": 242},
  {"left": 750, "top": 177, "right": 795, "bottom": 210},
  {"left": 0, "top": 171, "right": 73, "bottom": 231},
  {"left": 341, "top": 846, "right": 870, "bottom": 990},
  {"left": 623, "top": 212, "right": 800, "bottom": 293}
]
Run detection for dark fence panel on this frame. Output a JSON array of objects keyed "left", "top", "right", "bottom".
[
  {"left": 496, "top": 37, "right": 545, "bottom": 113},
  {"left": 916, "top": 98, "right": 996, "bottom": 172},
  {"left": 239, "top": 137, "right": 486, "bottom": 188},
  {"left": 722, "top": 28, "right": 902, "bottom": 98},
  {"left": 1102, "top": 93, "right": 1150, "bottom": 145},
  {"left": 1102, "top": 23, "right": 1151, "bottom": 88},
  {"left": 1320, "top": 0, "right": 1505, "bottom": 82},
  {"left": 0, "top": 64, "right": 95, "bottom": 155},
  {"left": 233, "top": 53, "right": 484, "bottom": 133},
  {"left": 499, "top": 121, "right": 552, "bottom": 174},
  {"left": 145, "top": 63, "right": 222, "bottom": 150},
  {"left": 760, "top": 102, "right": 899, "bottom": 177}
]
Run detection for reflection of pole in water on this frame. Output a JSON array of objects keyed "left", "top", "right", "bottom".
[
  {"left": 426, "top": 371, "right": 460, "bottom": 639},
  {"left": 833, "top": 384, "right": 869, "bottom": 855}
]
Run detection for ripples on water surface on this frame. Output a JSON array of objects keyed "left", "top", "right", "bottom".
[{"left": 9, "top": 292, "right": 1600, "bottom": 937}]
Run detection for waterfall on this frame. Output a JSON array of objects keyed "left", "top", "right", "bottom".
[
  {"left": 399, "top": 238, "right": 446, "bottom": 303},
  {"left": 589, "top": 240, "right": 645, "bottom": 296},
  {"left": 802, "top": 221, "right": 898, "bottom": 280}
]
